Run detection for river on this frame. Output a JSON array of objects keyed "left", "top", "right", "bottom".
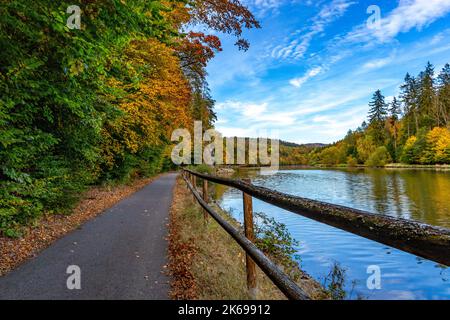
[{"left": 214, "top": 168, "right": 450, "bottom": 300}]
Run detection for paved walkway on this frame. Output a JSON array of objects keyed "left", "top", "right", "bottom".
[{"left": 0, "top": 173, "right": 178, "bottom": 300}]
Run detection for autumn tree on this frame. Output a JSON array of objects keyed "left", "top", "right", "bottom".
[
  {"left": 173, "top": 0, "right": 260, "bottom": 128},
  {"left": 189, "top": 0, "right": 261, "bottom": 51},
  {"left": 421, "top": 127, "right": 450, "bottom": 164},
  {"left": 176, "top": 32, "right": 221, "bottom": 128}
]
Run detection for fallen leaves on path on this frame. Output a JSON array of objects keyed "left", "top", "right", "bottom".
[{"left": 167, "top": 178, "right": 198, "bottom": 300}]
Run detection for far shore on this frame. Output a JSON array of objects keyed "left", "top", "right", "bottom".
[{"left": 219, "top": 164, "right": 450, "bottom": 171}]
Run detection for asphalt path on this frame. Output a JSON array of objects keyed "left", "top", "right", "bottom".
[{"left": 0, "top": 173, "right": 178, "bottom": 300}]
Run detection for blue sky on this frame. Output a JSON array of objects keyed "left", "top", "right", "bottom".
[{"left": 203, "top": 0, "right": 450, "bottom": 144}]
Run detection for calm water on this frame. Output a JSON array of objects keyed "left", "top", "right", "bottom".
[{"left": 215, "top": 168, "right": 450, "bottom": 300}]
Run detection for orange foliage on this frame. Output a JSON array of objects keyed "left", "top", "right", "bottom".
[{"left": 102, "top": 39, "right": 192, "bottom": 168}]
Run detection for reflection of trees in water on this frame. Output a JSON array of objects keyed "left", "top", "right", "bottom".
[
  {"left": 344, "top": 168, "right": 450, "bottom": 228},
  {"left": 399, "top": 170, "right": 450, "bottom": 227},
  {"left": 389, "top": 171, "right": 404, "bottom": 219},
  {"left": 212, "top": 183, "right": 228, "bottom": 200},
  {"left": 367, "top": 169, "right": 390, "bottom": 214},
  {"left": 342, "top": 169, "right": 374, "bottom": 212}
]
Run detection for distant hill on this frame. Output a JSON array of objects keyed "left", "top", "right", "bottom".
[
  {"left": 217, "top": 136, "right": 328, "bottom": 165},
  {"left": 220, "top": 136, "right": 327, "bottom": 149},
  {"left": 279, "top": 140, "right": 327, "bottom": 149}
]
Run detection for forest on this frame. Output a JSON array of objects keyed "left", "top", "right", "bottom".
[
  {"left": 281, "top": 62, "right": 450, "bottom": 167},
  {"left": 0, "top": 0, "right": 259, "bottom": 235}
]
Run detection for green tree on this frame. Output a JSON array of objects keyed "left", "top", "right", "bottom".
[
  {"left": 356, "top": 135, "right": 376, "bottom": 163},
  {"left": 437, "top": 63, "right": 450, "bottom": 126},
  {"left": 346, "top": 155, "right": 358, "bottom": 167},
  {"left": 365, "top": 146, "right": 392, "bottom": 167},
  {"left": 318, "top": 146, "right": 342, "bottom": 166},
  {"left": 400, "top": 73, "right": 419, "bottom": 136},
  {"left": 367, "top": 90, "right": 388, "bottom": 145},
  {"left": 387, "top": 97, "right": 401, "bottom": 161},
  {"left": 418, "top": 62, "right": 436, "bottom": 128},
  {"left": 389, "top": 97, "right": 401, "bottom": 120}
]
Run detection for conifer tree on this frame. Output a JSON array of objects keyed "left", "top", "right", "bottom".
[
  {"left": 368, "top": 90, "right": 388, "bottom": 145},
  {"left": 368, "top": 90, "right": 388, "bottom": 123},
  {"left": 437, "top": 63, "right": 450, "bottom": 125},
  {"left": 400, "top": 73, "right": 419, "bottom": 136},
  {"left": 389, "top": 97, "right": 401, "bottom": 120},
  {"left": 387, "top": 97, "right": 401, "bottom": 160},
  {"left": 418, "top": 62, "right": 436, "bottom": 128}
]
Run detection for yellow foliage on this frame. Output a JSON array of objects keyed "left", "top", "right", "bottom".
[
  {"left": 424, "top": 127, "right": 450, "bottom": 164},
  {"left": 101, "top": 38, "right": 193, "bottom": 169},
  {"left": 404, "top": 136, "right": 417, "bottom": 149}
]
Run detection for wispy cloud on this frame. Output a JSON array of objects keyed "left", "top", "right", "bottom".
[
  {"left": 242, "top": 0, "right": 290, "bottom": 16},
  {"left": 289, "top": 66, "right": 322, "bottom": 88},
  {"left": 361, "top": 53, "right": 397, "bottom": 71},
  {"left": 271, "top": 0, "right": 355, "bottom": 60}
]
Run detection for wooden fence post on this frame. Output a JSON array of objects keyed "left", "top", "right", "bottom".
[
  {"left": 191, "top": 174, "right": 196, "bottom": 201},
  {"left": 243, "top": 178, "right": 257, "bottom": 299},
  {"left": 203, "top": 179, "right": 209, "bottom": 221}
]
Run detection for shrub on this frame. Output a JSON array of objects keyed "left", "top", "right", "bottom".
[
  {"left": 365, "top": 146, "right": 392, "bottom": 167},
  {"left": 346, "top": 155, "right": 358, "bottom": 167},
  {"left": 254, "top": 212, "right": 301, "bottom": 279}
]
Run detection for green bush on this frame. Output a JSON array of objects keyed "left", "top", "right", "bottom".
[
  {"left": 254, "top": 212, "right": 301, "bottom": 278},
  {"left": 365, "top": 146, "right": 392, "bottom": 167}
]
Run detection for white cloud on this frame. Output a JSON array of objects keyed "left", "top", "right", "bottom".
[
  {"left": 216, "top": 100, "right": 288, "bottom": 124},
  {"left": 362, "top": 56, "right": 393, "bottom": 70},
  {"left": 242, "top": 102, "right": 268, "bottom": 117},
  {"left": 375, "top": 0, "right": 450, "bottom": 41},
  {"left": 343, "top": 0, "right": 450, "bottom": 44},
  {"left": 216, "top": 101, "right": 267, "bottom": 117},
  {"left": 210, "top": 0, "right": 450, "bottom": 144},
  {"left": 289, "top": 66, "right": 323, "bottom": 87}
]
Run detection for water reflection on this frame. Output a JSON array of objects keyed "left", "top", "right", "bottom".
[{"left": 216, "top": 168, "right": 450, "bottom": 299}]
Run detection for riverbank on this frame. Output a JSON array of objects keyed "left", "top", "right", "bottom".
[
  {"left": 224, "top": 163, "right": 450, "bottom": 171},
  {"left": 168, "top": 175, "right": 328, "bottom": 300}
]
